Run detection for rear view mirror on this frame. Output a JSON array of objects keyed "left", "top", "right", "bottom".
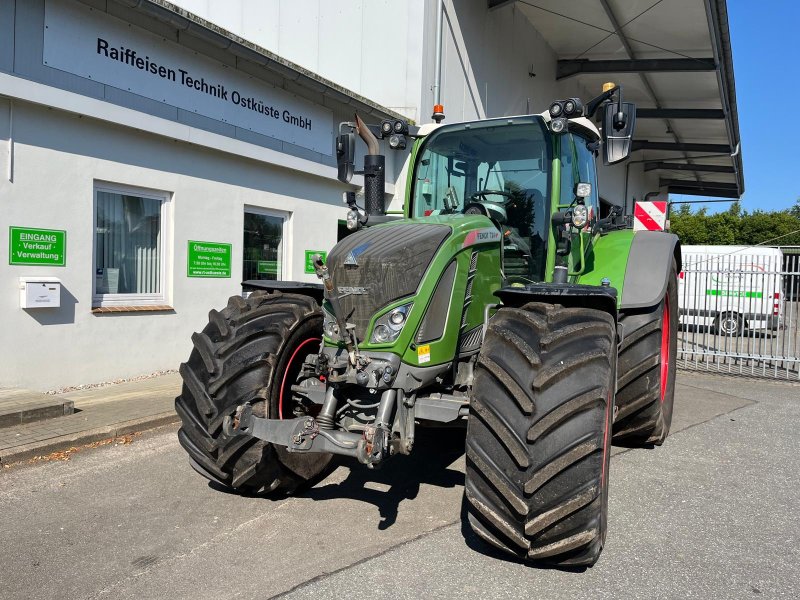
[
  {"left": 602, "top": 102, "right": 636, "bottom": 165},
  {"left": 336, "top": 132, "right": 355, "bottom": 183}
]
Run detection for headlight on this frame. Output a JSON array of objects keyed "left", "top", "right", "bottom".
[
  {"left": 370, "top": 302, "right": 413, "bottom": 344},
  {"left": 322, "top": 303, "right": 340, "bottom": 340},
  {"left": 388, "top": 134, "right": 407, "bottom": 150},
  {"left": 571, "top": 204, "right": 589, "bottom": 229},
  {"left": 550, "top": 117, "right": 568, "bottom": 134},
  {"left": 346, "top": 209, "right": 360, "bottom": 231},
  {"left": 373, "top": 325, "right": 391, "bottom": 343}
]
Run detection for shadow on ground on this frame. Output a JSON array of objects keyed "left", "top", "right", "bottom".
[{"left": 298, "top": 426, "right": 466, "bottom": 530}]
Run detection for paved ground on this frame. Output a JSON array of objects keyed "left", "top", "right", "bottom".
[
  {"left": 0, "top": 372, "right": 798, "bottom": 599},
  {"left": 0, "top": 374, "right": 180, "bottom": 463}
]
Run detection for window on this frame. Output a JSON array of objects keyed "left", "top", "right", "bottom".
[
  {"left": 558, "top": 133, "right": 577, "bottom": 207},
  {"left": 410, "top": 118, "right": 552, "bottom": 282},
  {"left": 243, "top": 208, "right": 287, "bottom": 282},
  {"left": 574, "top": 135, "right": 600, "bottom": 222},
  {"left": 411, "top": 119, "right": 551, "bottom": 219},
  {"left": 93, "top": 183, "right": 170, "bottom": 307}
]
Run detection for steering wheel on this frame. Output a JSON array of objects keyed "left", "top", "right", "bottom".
[{"left": 469, "top": 189, "right": 515, "bottom": 204}]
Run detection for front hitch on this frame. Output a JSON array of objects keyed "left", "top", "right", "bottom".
[{"left": 223, "top": 403, "right": 387, "bottom": 465}]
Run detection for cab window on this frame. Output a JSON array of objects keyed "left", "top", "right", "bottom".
[
  {"left": 574, "top": 135, "right": 599, "bottom": 223},
  {"left": 558, "top": 133, "right": 577, "bottom": 207}
]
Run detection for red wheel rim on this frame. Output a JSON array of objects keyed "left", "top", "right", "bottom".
[
  {"left": 278, "top": 337, "right": 320, "bottom": 420},
  {"left": 660, "top": 295, "right": 670, "bottom": 403}
]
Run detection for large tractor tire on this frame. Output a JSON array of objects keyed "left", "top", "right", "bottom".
[
  {"left": 175, "top": 291, "right": 332, "bottom": 495},
  {"left": 612, "top": 261, "right": 678, "bottom": 446},
  {"left": 464, "top": 303, "right": 616, "bottom": 567}
]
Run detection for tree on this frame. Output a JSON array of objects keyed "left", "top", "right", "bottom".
[
  {"left": 791, "top": 197, "right": 800, "bottom": 219},
  {"left": 669, "top": 205, "right": 709, "bottom": 244},
  {"left": 669, "top": 202, "right": 800, "bottom": 246}
]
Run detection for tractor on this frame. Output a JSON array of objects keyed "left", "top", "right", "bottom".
[{"left": 175, "top": 84, "right": 680, "bottom": 567}]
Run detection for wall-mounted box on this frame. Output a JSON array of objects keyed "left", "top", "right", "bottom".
[{"left": 19, "top": 277, "right": 61, "bottom": 308}]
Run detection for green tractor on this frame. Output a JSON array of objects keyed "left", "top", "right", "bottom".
[{"left": 175, "top": 85, "right": 680, "bottom": 567}]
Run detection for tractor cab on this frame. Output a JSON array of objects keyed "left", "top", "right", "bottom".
[{"left": 336, "top": 84, "right": 636, "bottom": 286}]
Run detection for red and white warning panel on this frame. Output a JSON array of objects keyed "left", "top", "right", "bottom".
[{"left": 633, "top": 201, "right": 668, "bottom": 231}]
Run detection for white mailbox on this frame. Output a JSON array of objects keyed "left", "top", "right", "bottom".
[{"left": 19, "top": 277, "right": 61, "bottom": 308}]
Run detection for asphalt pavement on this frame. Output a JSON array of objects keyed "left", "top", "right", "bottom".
[{"left": 0, "top": 372, "right": 798, "bottom": 599}]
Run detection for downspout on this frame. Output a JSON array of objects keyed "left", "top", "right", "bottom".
[
  {"left": 431, "top": 0, "right": 445, "bottom": 122},
  {"left": 7, "top": 100, "right": 12, "bottom": 183}
]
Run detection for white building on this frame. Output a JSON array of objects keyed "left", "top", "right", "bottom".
[{"left": 0, "top": 0, "right": 742, "bottom": 390}]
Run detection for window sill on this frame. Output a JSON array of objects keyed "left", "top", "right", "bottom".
[{"left": 91, "top": 305, "right": 174, "bottom": 314}]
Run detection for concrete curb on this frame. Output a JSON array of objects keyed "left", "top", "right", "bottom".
[{"left": 0, "top": 412, "right": 180, "bottom": 465}]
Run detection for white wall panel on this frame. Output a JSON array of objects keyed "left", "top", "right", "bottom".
[
  {"left": 277, "top": 0, "right": 320, "bottom": 75},
  {"left": 317, "top": 1, "right": 363, "bottom": 95}
]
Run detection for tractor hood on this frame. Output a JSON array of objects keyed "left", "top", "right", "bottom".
[{"left": 325, "top": 222, "right": 451, "bottom": 342}]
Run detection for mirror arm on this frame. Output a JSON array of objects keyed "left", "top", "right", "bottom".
[{"left": 586, "top": 85, "right": 619, "bottom": 119}]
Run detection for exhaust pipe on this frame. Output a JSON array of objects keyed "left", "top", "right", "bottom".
[{"left": 355, "top": 114, "right": 385, "bottom": 217}]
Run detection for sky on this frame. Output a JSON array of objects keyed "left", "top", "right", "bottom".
[{"left": 674, "top": 0, "right": 800, "bottom": 213}]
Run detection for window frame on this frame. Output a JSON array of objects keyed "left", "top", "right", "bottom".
[
  {"left": 242, "top": 205, "right": 291, "bottom": 284},
  {"left": 92, "top": 181, "right": 171, "bottom": 308}
]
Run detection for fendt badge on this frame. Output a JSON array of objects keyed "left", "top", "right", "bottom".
[
  {"left": 344, "top": 242, "right": 371, "bottom": 266},
  {"left": 337, "top": 286, "right": 368, "bottom": 297}
]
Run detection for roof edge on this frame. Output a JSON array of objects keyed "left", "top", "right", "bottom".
[{"left": 706, "top": 0, "right": 745, "bottom": 197}]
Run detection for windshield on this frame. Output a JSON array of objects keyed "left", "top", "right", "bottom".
[{"left": 411, "top": 117, "right": 552, "bottom": 282}]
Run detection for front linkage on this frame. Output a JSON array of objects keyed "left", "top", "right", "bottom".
[{"left": 225, "top": 386, "right": 401, "bottom": 468}]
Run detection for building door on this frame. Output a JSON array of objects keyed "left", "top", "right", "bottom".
[{"left": 242, "top": 208, "right": 286, "bottom": 283}]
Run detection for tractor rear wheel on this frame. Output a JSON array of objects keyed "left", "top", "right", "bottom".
[
  {"left": 612, "top": 261, "right": 678, "bottom": 446},
  {"left": 464, "top": 303, "right": 616, "bottom": 567},
  {"left": 175, "top": 291, "right": 332, "bottom": 495}
]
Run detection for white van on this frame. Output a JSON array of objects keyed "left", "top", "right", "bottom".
[{"left": 679, "top": 245, "right": 783, "bottom": 336}]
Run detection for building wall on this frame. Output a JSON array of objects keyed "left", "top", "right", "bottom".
[
  {"left": 0, "top": 99, "right": 346, "bottom": 390},
  {"left": 0, "top": 0, "right": 416, "bottom": 390}
]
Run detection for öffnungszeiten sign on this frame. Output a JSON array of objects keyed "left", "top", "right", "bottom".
[{"left": 43, "top": 0, "right": 333, "bottom": 154}]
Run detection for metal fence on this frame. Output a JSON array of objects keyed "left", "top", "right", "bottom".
[{"left": 677, "top": 247, "right": 800, "bottom": 379}]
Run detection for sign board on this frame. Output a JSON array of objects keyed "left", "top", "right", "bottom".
[
  {"left": 9, "top": 226, "right": 66, "bottom": 266},
  {"left": 304, "top": 250, "right": 327, "bottom": 274},
  {"left": 187, "top": 241, "right": 232, "bottom": 278},
  {"left": 633, "top": 201, "right": 668, "bottom": 231},
  {"left": 43, "top": 0, "right": 334, "bottom": 155}
]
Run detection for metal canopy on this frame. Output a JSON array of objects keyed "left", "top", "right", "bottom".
[{"left": 509, "top": 0, "right": 743, "bottom": 199}]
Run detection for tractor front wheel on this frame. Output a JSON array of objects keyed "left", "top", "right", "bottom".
[
  {"left": 464, "top": 303, "right": 616, "bottom": 567},
  {"left": 175, "top": 291, "right": 332, "bottom": 495}
]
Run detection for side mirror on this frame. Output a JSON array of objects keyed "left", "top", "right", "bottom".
[
  {"left": 336, "top": 132, "right": 355, "bottom": 183},
  {"left": 602, "top": 102, "right": 636, "bottom": 165}
]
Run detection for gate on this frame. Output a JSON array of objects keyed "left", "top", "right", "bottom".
[{"left": 677, "top": 247, "right": 800, "bottom": 379}]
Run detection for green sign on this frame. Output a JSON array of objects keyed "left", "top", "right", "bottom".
[
  {"left": 187, "top": 240, "right": 232, "bottom": 278},
  {"left": 9, "top": 226, "right": 66, "bottom": 266},
  {"left": 706, "top": 289, "right": 762, "bottom": 298},
  {"left": 305, "top": 250, "right": 327, "bottom": 274},
  {"left": 257, "top": 260, "right": 278, "bottom": 276}
]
